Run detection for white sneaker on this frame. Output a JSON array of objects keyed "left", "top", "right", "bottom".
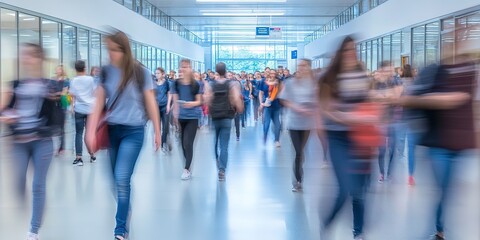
[
  {"left": 274, "top": 141, "right": 281, "bottom": 148},
  {"left": 27, "top": 232, "right": 39, "bottom": 240},
  {"left": 181, "top": 169, "right": 191, "bottom": 180}
]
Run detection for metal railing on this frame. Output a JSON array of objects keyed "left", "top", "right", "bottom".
[
  {"left": 114, "top": 0, "right": 203, "bottom": 44},
  {"left": 305, "top": 0, "right": 389, "bottom": 43}
]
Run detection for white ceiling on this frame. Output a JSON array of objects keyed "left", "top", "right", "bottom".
[{"left": 149, "top": 0, "right": 355, "bottom": 45}]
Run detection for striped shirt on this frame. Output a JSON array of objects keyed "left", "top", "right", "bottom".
[{"left": 323, "top": 70, "right": 371, "bottom": 131}]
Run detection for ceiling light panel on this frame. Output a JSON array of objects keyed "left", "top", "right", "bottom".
[{"left": 197, "top": 0, "right": 286, "bottom": 3}]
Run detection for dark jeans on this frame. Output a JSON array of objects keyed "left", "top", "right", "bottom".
[
  {"left": 324, "top": 131, "right": 369, "bottom": 238},
  {"left": 263, "top": 107, "right": 281, "bottom": 142},
  {"left": 378, "top": 124, "right": 396, "bottom": 176},
  {"left": 13, "top": 138, "right": 53, "bottom": 234},
  {"left": 253, "top": 96, "right": 260, "bottom": 121},
  {"left": 108, "top": 124, "right": 145, "bottom": 237},
  {"left": 241, "top": 101, "right": 250, "bottom": 127},
  {"left": 159, "top": 106, "right": 169, "bottom": 148},
  {"left": 289, "top": 130, "right": 310, "bottom": 183},
  {"left": 407, "top": 130, "right": 421, "bottom": 176},
  {"left": 429, "top": 147, "right": 463, "bottom": 233},
  {"left": 179, "top": 119, "right": 198, "bottom": 170},
  {"left": 213, "top": 118, "right": 232, "bottom": 171},
  {"left": 74, "top": 112, "right": 88, "bottom": 156},
  {"left": 234, "top": 114, "right": 240, "bottom": 138}
]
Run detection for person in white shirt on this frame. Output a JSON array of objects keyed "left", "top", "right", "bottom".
[{"left": 69, "top": 60, "right": 97, "bottom": 166}]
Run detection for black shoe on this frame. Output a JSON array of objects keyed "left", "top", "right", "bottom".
[
  {"left": 90, "top": 156, "right": 96, "bottom": 163},
  {"left": 432, "top": 234, "right": 445, "bottom": 240},
  {"left": 73, "top": 158, "right": 84, "bottom": 166}
]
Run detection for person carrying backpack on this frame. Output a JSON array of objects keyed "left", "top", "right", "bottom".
[
  {"left": 204, "top": 62, "right": 243, "bottom": 181},
  {"left": 0, "top": 43, "right": 62, "bottom": 240}
]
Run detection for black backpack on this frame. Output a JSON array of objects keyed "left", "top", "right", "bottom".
[{"left": 209, "top": 80, "right": 235, "bottom": 119}]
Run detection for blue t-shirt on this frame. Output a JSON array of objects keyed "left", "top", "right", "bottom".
[
  {"left": 241, "top": 80, "right": 251, "bottom": 102},
  {"left": 260, "top": 80, "right": 281, "bottom": 109},
  {"left": 102, "top": 64, "right": 154, "bottom": 126},
  {"left": 252, "top": 80, "right": 261, "bottom": 97},
  {"left": 155, "top": 81, "right": 169, "bottom": 107},
  {"left": 171, "top": 81, "right": 202, "bottom": 119}
]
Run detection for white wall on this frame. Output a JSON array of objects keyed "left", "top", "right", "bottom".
[
  {"left": 2, "top": 0, "right": 204, "bottom": 62},
  {"left": 305, "top": 0, "right": 480, "bottom": 59}
]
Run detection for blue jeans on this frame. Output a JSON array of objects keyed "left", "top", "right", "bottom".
[
  {"left": 108, "top": 125, "right": 145, "bottom": 237},
  {"left": 13, "top": 138, "right": 53, "bottom": 234},
  {"left": 429, "top": 147, "right": 463, "bottom": 233},
  {"left": 263, "top": 107, "right": 281, "bottom": 142},
  {"left": 324, "top": 131, "right": 368, "bottom": 238},
  {"left": 213, "top": 118, "right": 232, "bottom": 171},
  {"left": 407, "top": 130, "right": 421, "bottom": 176}
]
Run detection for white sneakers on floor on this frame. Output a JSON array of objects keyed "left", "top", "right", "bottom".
[
  {"left": 27, "top": 232, "right": 39, "bottom": 240},
  {"left": 274, "top": 141, "right": 281, "bottom": 148},
  {"left": 181, "top": 169, "right": 192, "bottom": 180}
]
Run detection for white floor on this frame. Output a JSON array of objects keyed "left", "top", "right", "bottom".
[{"left": 0, "top": 119, "right": 479, "bottom": 240}]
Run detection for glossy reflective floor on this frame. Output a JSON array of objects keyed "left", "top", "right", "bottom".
[{"left": 0, "top": 117, "right": 479, "bottom": 240}]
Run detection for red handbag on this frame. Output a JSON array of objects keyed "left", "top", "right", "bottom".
[{"left": 349, "top": 102, "right": 384, "bottom": 157}]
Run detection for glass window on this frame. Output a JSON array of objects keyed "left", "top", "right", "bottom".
[
  {"left": 412, "top": 25, "right": 426, "bottom": 69},
  {"left": 425, "top": 22, "right": 440, "bottom": 65},
  {"left": 382, "top": 35, "right": 391, "bottom": 62},
  {"left": 166, "top": 52, "right": 171, "bottom": 72},
  {"left": 62, "top": 24, "right": 77, "bottom": 77},
  {"left": 78, "top": 29, "right": 89, "bottom": 67},
  {"left": 372, "top": 39, "right": 378, "bottom": 71},
  {"left": 101, "top": 35, "right": 108, "bottom": 66},
  {"left": 114, "top": 0, "right": 123, "bottom": 4},
  {"left": 392, "top": 32, "right": 402, "bottom": 68},
  {"left": 19, "top": 14, "right": 40, "bottom": 45},
  {"left": 1, "top": 9, "right": 18, "bottom": 82},
  {"left": 142, "top": 45, "right": 148, "bottom": 68},
  {"left": 156, "top": 48, "right": 162, "bottom": 69},
  {"left": 366, "top": 41, "right": 371, "bottom": 71},
  {"left": 162, "top": 50, "right": 166, "bottom": 69},
  {"left": 142, "top": 1, "right": 151, "bottom": 19},
  {"left": 134, "top": 0, "right": 142, "bottom": 13},
  {"left": 218, "top": 45, "right": 233, "bottom": 59},
  {"left": 90, "top": 32, "right": 101, "bottom": 69},
  {"left": 124, "top": 0, "right": 133, "bottom": 10},
  {"left": 42, "top": 20, "right": 61, "bottom": 78}
]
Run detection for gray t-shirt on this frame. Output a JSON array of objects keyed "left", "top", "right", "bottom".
[
  {"left": 12, "top": 79, "right": 47, "bottom": 133},
  {"left": 279, "top": 77, "right": 318, "bottom": 130},
  {"left": 70, "top": 75, "right": 96, "bottom": 114},
  {"left": 102, "top": 65, "right": 154, "bottom": 126}
]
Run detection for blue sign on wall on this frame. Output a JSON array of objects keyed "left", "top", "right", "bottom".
[
  {"left": 291, "top": 50, "right": 298, "bottom": 59},
  {"left": 256, "top": 27, "right": 270, "bottom": 36}
]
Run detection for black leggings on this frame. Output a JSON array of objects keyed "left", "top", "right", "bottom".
[
  {"left": 179, "top": 119, "right": 198, "bottom": 170},
  {"left": 290, "top": 130, "right": 310, "bottom": 183},
  {"left": 159, "top": 106, "right": 169, "bottom": 148}
]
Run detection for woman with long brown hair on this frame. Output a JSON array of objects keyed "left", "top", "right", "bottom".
[
  {"left": 319, "top": 36, "right": 378, "bottom": 240},
  {"left": 85, "top": 30, "right": 161, "bottom": 240}
]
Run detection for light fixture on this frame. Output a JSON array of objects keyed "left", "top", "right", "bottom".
[
  {"left": 202, "top": 12, "right": 284, "bottom": 16},
  {"left": 200, "top": 9, "right": 285, "bottom": 16},
  {"left": 197, "top": 0, "right": 286, "bottom": 2}
]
